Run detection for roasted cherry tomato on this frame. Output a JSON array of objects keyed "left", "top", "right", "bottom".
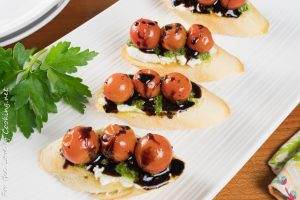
[
  {"left": 220, "top": 0, "right": 245, "bottom": 10},
  {"left": 62, "top": 126, "right": 100, "bottom": 164},
  {"left": 187, "top": 24, "right": 214, "bottom": 53},
  {"left": 197, "top": 0, "right": 217, "bottom": 6},
  {"left": 103, "top": 73, "right": 134, "bottom": 103},
  {"left": 161, "top": 72, "right": 192, "bottom": 102},
  {"left": 101, "top": 124, "right": 137, "bottom": 162},
  {"left": 135, "top": 133, "right": 173, "bottom": 174},
  {"left": 133, "top": 69, "right": 161, "bottom": 99},
  {"left": 161, "top": 23, "right": 187, "bottom": 51},
  {"left": 130, "top": 18, "right": 161, "bottom": 49}
]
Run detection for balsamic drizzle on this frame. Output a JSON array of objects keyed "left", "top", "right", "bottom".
[
  {"left": 172, "top": 0, "right": 243, "bottom": 18},
  {"left": 84, "top": 154, "right": 184, "bottom": 190},
  {"left": 138, "top": 73, "right": 155, "bottom": 84},
  {"left": 63, "top": 150, "right": 185, "bottom": 190},
  {"left": 103, "top": 77, "right": 202, "bottom": 118}
]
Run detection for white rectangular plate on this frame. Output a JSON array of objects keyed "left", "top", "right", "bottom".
[{"left": 3, "top": 0, "right": 300, "bottom": 199}]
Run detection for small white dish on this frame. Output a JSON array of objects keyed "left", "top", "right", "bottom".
[{"left": 0, "top": 0, "right": 69, "bottom": 46}]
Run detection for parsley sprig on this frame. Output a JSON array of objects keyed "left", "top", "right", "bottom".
[{"left": 0, "top": 42, "right": 98, "bottom": 141}]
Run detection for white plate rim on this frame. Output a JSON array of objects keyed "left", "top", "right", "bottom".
[
  {"left": 0, "top": 0, "right": 70, "bottom": 47},
  {"left": 0, "top": 0, "right": 62, "bottom": 37}
]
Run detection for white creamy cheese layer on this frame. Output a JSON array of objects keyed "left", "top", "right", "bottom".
[
  {"left": 187, "top": 46, "right": 218, "bottom": 67},
  {"left": 126, "top": 46, "right": 160, "bottom": 63},
  {"left": 93, "top": 166, "right": 140, "bottom": 188},
  {"left": 126, "top": 45, "right": 217, "bottom": 68}
]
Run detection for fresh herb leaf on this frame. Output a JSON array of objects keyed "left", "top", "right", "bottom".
[
  {"left": 163, "top": 48, "right": 186, "bottom": 58},
  {"left": 188, "top": 92, "right": 198, "bottom": 103},
  {"left": 207, "top": 7, "right": 214, "bottom": 14},
  {"left": 0, "top": 42, "right": 98, "bottom": 141},
  {"left": 13, "top": 43, "right": 34, "bottom": 67},
  {"left": 238, "top": 3, "right": 249, "bottom": 13},
  {"left": 0, "top": 47, "right": 17, "bottom": 71},
  {"left": 127, "top": 40, "right": 134, "bottom": 47},
  {"left": 198, "top": 52, "right": 211, "bottom": 62},
  {"left": 115, "top": 162, "right": 138, "bottom": 181},
  {"left": 132, "top": 99, "right": 145, "bottom": 110},
  {"left": 42, "top": 41, "right": 98, "bottom": 73},
  {"left": 153, "top": 46, "right": 161, "bottom": 55},
  {"left": 154, "top": 95, "right": 163, "bottom": 115},
  {"left": 163, "top": 51, "right": 176, "bottom": 58},
  {"left": 47, "top": 69, "right": 91, "bottom": 113},
  {"left": 177, "top": 47, "right": 186, "bottom": 55},
  {"left": 16, "top": 104, "right": 36, "bottom": 138},
  {"left": 0, "top": 47, "right": 20, "bottom": 91}
]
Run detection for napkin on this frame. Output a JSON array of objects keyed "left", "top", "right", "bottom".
[{"left": 268, "top": 130, "right": 300, "bottom": 200}]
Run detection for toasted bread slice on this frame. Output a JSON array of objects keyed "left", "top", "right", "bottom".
[
  {"left": 165, "top": 1, "right": 269, "bottom": 37},
  {"left": 39, "top": 138, "right": 146, "bottom": 200},
  {"left": 95, "top": 86, "right": 230, "bottom": 130},
  {"left": 121, "top": 45, "right": 244, "bottom": 83}
]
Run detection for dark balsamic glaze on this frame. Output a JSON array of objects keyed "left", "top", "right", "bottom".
[
  {"left": 185, "top": 45, "right": 199, "bottom": 60},
  {"left": 172, "top": 0, "right": 242, "bottom": 18},
  {"left": 86, "top": 155, "right": 120, "bottom": 176},
  {"left": 85, "top": 154, "right": 184, "bottom": 190},
  {"left": 138, "top": 73, "right": 155, "bottom": 84},
  {"left": 63, "top": 159, "right": 74, "bottom": 169},
  {"left": 103, "top": 98, "right": 118, "bottom": 113},
  {"left": 62, "top": 153, "right": 184, "bottom": 189},
  {"left": 140, "top": 48, "right": 157, "bottom": 54},
  {"left": 192, "top": 82, "right": 201, "bottom": 98},
  {"left": 103, "top": 76, "right": 202, "bottom": 118},
  {"left": 61, "top": 132, "right": 185, "bottom": 189}
]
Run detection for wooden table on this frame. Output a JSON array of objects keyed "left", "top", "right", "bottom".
[{"left": 11, "top": 0, "right": 300, "bottom": 199}]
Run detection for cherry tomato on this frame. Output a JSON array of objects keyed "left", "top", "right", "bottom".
[
  {"left": 62, "top": 126, "right": 100, "bottom": 164},
  {"left": 187, "top": 24, "right": 214, "bottom": 53},
  {"left": 103, "top": 73, "right": 134, "bottom": 103},
  {"left": 220, "top": 0, "right": 246, "bottom": 10},
  {"left": 135, "top": 133, "right": 173, "bottom": 174},
  {"left": 101, "top": 124, "right": 137, "bottom": 162},
  {"left": 197, "top": 0, "right": 217, "bottom": 6},
  {"left": 161, "top": 72, "right": 192, "bottom": 102},
  {"left": 161, "top": 23, "right": 187, "bottom": 51},
  {"left": 132, "top": 69, "right": 161, "bottom": 99},
  {"left": 130, "top": 18, "right": 161, "bottom": 49}
]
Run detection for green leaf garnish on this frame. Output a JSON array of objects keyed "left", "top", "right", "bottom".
[
  {"left": 238, "top": 3, "right": 249, "bottom": 13},
  {"left": 177, "top": 47, "right": 186, "bottom": 56},
  {"left": 163, "top": 48, "right": 186, "bottom": 58},
  {"left": 198, "top": 52, "right": 212, "bottom": 62},
  {"left": 154, "top": 95, "right": 163, "bottom": 115},
  {"left": 163, "top": 51, "right": 176, "bottom": 58},
  {"left": 115, "top": 162, "right": 138, "bottom": 182},
  {"left": 13, "top": 43, "right": 35, "bottom": 67},
  {"left": 127, "top": 40, "right": 134, "bottom": 47},
  {"left": 132, "top": 99, "right": 145, "bottom": 110},
  {"left": 42, "top": 41, "right": 98, "bottom": 73},
  {"left": 188, "top": 92, "right": 198, "bottom": 103},
  {"left": 153, "top": 46, "right": 161, "bottom": 55},
  {"left": 0, "top": 42, "right": 98, "bottom": 141}
]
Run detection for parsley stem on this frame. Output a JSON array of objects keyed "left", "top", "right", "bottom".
[{"left": 25, "top": 48, "right": 47, "bottom": 72}]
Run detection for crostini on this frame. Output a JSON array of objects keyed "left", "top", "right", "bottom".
[
  {"left": 165, "top": 0, "right": 269, "bottom": 37},
  {"left": 95, "top": 69, "right": 230, "bottom": 129},
  {"left": 39, "top": 125, "right": 185, "bottom": 199},
  {"left": 121, "top": 18, "right": 243, "bottom": 83}
]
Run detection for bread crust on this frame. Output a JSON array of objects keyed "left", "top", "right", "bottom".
[
  {"left": 121, "top": 45, "right": 244, "bottom": 83},
  {"left": 95, "top": 86, "right": 230, "bottom": 130},
  {"left": 165, "top": 1, "right": 269, "bottom": 37},
  {"left": 39, "top": 137, "right": 145, "bottom": 200}
]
